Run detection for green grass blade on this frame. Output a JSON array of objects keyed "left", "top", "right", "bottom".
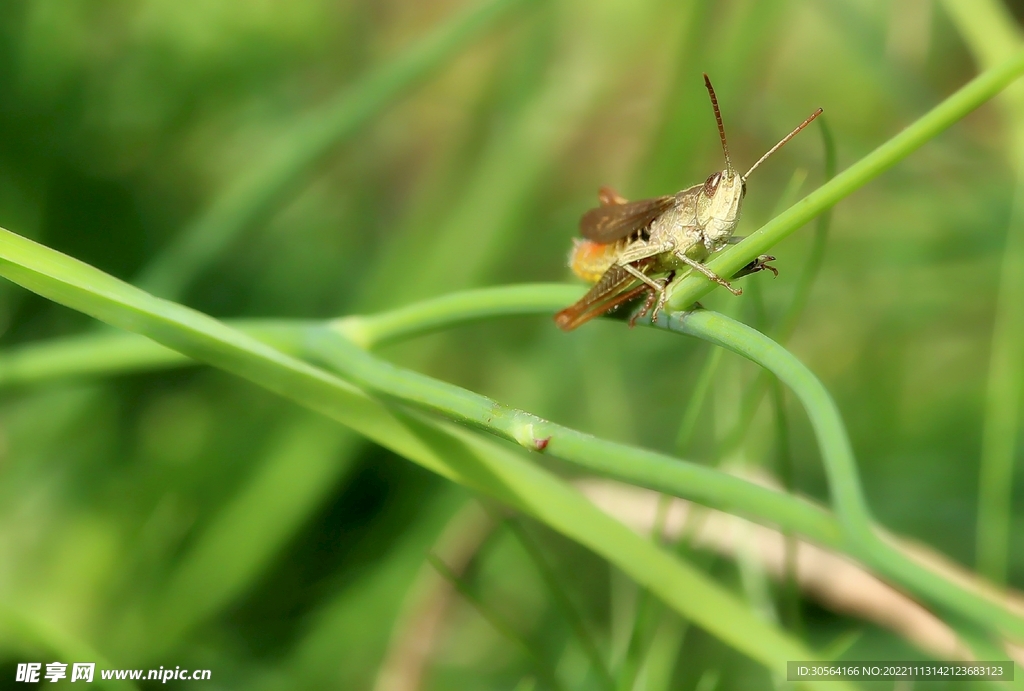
[
  {"left": 287, "top": 489, "right": 468, "bottom": 689},
  {"left": 149, "top": 416, "right": 359, "bottom": 652},
  {"left": 0, "top": 604, "right": 139, "bottom": 691},
  {"left": 4, "top": 272, "right": 1018, "bottom": 649},
  {"left": 655, "top": 309, "right": 1024, "bottom": 644},
  {"left": 0, "top": 320, "right": 313, "bottom": 387},
  {"left": 664, "top": 47, "right": 1024, "bottom": 311},
  {"left": 503, "top": 517, "right": 616, "bottom": 691},
  {"left": 942, "top": 0, "right": 1024, "bottom": 586},
  {"left": 341, "top": 285, "right": 1024, "bottom": 644},
  {"left": 4, "top": 266, "right": 1020, "bottom": 647},
  {"left": 339, "top": 284, "right": 580, "bottom": 348},
  {"left": 312, "top": 325, "right": 843, "bottom": 548},
  {"left": 774, "top": 116, "right": 838, "bottom": 342},
  {"left": 0, "top": 227, "right": 849, "bottom": 688},
  {"left": 716, "top": 117, "right": 837, "bottom": 457},
  {"left": 0, "top": 285, "right": 845, "bottom": 555},
  {"left": 428, "top": 552, "right": 568, "bottom": 691},
  {"left": 976, "top": 154, "right": 1024, "bottom": 585},
  {"left": 136, "top": 0, "right": 534, "bottom": 299},
  {"left": 0, "top": 280, "right": 851, "bottom": 554},
  {"left": 674, "top": 344, "right": 724, "bottom": 454},
  {"left": 0, "top": 286, "right": 579, "bottom": 388}
]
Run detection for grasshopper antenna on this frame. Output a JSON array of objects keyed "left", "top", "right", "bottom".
[
  {"left": 743, "top": 107, "right": 823, "bottom": 180},
  {"left": 703, "top": 74, "right": 733, "bottom": 173}
]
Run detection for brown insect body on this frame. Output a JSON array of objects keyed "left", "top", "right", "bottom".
[
  {"left": 555, "top": 75, "right": 822, "bottom": 331},
  {"left": 556, "top": 174, "right": 743, "bottom": 330}
]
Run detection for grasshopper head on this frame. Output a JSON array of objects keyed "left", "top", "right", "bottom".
[
  {"left": 698, "top": 73, "right": 822, "bottom": 250},
  {"left": 696, "top": 168, "right": 745, "bottom": 247},
  {"left": 698, "top": 75, "right": 746, "bottom": 249}
]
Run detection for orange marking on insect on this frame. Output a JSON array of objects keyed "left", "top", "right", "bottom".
[{"left": 569, "top": 239, "right": 623, "bottom": 282}]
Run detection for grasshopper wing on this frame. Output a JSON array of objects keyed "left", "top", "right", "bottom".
[
  {"left": 554, "top": 261, "right": 653, "bottom": 331},
  {"left": 579, "top": 195, "right": 674, "bottom": 243},
  {"left": 597, "top": 185, "right": 628, "bottom": 206}
]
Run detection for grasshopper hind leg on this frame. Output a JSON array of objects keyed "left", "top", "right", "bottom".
[{"left": 628, "top": 271, "right": 675, "bottom": 327}]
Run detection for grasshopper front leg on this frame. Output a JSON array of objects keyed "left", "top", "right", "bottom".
[
  {"left": 733, "top": 254, "right": 778, "bottom": 279},
  {"left": 673, "top": 251, "right": 742, "bottom": 295}
]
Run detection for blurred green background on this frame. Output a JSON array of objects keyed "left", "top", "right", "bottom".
[{"left": 0, "top": 0, "right": 1021, "bottom": 688}]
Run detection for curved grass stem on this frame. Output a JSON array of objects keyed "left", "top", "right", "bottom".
[
  {"left": 664, "top": 47, "right": 1024, "bottom": 311},
  {"left": 649, "top": 309, "right": 1024, "bottom": 644},
  {"left": 0, "top": 233, "right": 832, "bottom": 681},
  {"left": 332, "top": 288, "right": 1024, "bottom": 643},
  {"left": 311, "top": 323, "right": 843, "bottom": 548},
  {"left": 5, "top": 280, "right": 1024, "bottom": 645},
  {"left": 289, "top": 285, "right": 1024, "bottom": 642},
  {"left": 718, "top": 116, "right": 837, "bottom": 458},
  {"left": 658, "top": 311, "right": 874, "bottom": 538},
  {"left": 942, "top": 0, "right": 1024, "bottom": 586},
  {"left": 0, "top": 48, "right": 1023, "bottom": 658}
]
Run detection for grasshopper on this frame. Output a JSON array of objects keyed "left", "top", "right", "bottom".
[{"left": 555, "top": 74, "right": 821, "bottom": 331}]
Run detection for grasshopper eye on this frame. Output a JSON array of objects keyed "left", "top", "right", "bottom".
[{"left": 703, "top": 172, "right": 722, "bottom": 197}]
